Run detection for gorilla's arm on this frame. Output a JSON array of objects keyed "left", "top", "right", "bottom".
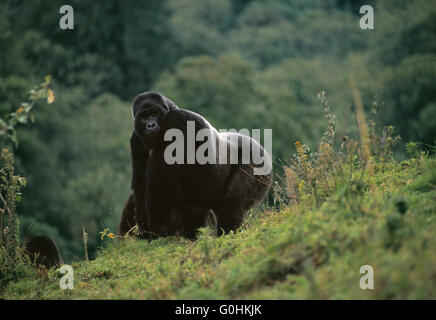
[
  {"left": 130, "top": 132, "right": 149, "bottom": 234},
  {"left": 119, "top": 193, "right": 136, "bottom": 235}
]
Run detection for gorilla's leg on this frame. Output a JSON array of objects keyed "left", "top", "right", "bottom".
[
  {"left": 119, "top": 193, "right": 137, "bottom": 236},
  {"left": 179, "top": 207, "right": 209, "bottom": 240},
  {"left": 119, "top": 195, "right": 208, "bottom": 240},
  {"left": 147, "top": 200, "right": 175, "bottom": 238},
  {"left": 215, "top": 200, "right": 245, "bottom": 235},
  {"left": 214, "top": 167, "right": 251, "bottom": 234},
  {"left": 215, "top": 165, "right": 271, "bottom": 235}
]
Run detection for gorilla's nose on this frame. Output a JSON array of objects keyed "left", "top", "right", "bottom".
[{"left": 145, "top": 121, "right": 160, "bottom": 135}]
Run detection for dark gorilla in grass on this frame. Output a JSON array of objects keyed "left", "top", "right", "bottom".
[
  {"left": 25, "top": 236, "right": 63, "bottom": 269},
  {"left": 119, "top": 91, "right": 272, "bottom": 239},
  {"left": 119, "top": 193, "right": 208, "bottom": 239}
]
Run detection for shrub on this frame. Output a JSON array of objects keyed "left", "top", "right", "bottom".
[{"left": 0, "top": 77, "right": 54, "bottom": 288}]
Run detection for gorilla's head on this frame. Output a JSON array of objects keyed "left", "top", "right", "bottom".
[{"left": 132, "top": 91, "right": 178, "bottom": 149}]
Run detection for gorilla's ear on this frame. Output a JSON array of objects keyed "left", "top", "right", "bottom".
[
  {"left": 150, "top": 92, "right": 179, "bottom": 111},
  {"left": 162, "top": 96, "right": 179, "bottom": 111}
]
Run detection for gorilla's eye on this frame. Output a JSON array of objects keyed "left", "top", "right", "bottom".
[{"left": 143, "top": 111, "right": 157, "bottom": 119}]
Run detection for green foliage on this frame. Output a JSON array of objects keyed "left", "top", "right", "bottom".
[
  {"left": 155, "top": 54, "right": 256, "bottom": 128},
  {"left": 406, "top": 164, "right": 436, "bottom": 194},
  {"left": 230, "top": 2, "right": 366, "bottom": 67},
  {"left": 16, "top": 93, "right": 132, "bottom": 261},
  {"left": 2, "top": 154, "right": 435, "bottom": 299},
  {"left": 3, "top": 0, "right": 175, "bottom": 98},
  {"left": 0, "top": 149, "right": 31, "bottom": 288},
  {"left": 0, "top": 77, "right": 54, "bottom": 288},
  {"left": 2, "top": 98, "right": 435, "bottom": 299},
  {"left": 168, "top": 0, "right": 231, "bottom": 56},
  {"left": 0, "top": 76, "right": 53, "bottom": 147},
  {"left": 380, "top": 55, "right": 436, "bottom": 146},
  {"left": 1, "top": 0, "right": 435, "bottom": 266}
]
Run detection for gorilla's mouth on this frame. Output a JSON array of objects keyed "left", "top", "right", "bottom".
[{"left": 145, "top": 131, "right": 160, "bottom": 137}]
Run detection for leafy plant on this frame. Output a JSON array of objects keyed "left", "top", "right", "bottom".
[
  {"left": 0, "top": 77, "right": 54, "bottom": 288},
  {"left": 0, "top": 75, "right": 54, "bottom": 147}
]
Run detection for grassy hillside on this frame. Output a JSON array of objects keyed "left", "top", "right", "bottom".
[{"left": 2, "top": 152, "right": 435, "bottom": 299}]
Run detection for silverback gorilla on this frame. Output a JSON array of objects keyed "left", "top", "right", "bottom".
[{"left": 119, "top": 92, "right": 272, "bottom": 239}]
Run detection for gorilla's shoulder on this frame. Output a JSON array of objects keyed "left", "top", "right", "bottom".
[{"left": 165, "top": 109, "right": 213, "bottom": 131}]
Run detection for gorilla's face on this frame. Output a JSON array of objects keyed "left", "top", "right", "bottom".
[
  {"left": 132, "top": 91, "right": 175, "bottom": 149},
  {"left": 135, "top": 106, "right": 166, "bottom": 149}
]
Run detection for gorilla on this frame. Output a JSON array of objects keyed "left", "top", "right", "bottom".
[
  {"left": 119, "top": 193, "right": 208, "bottom": 239},
  {"left": 119, "top": 193, "right": 136, "bottom": 235},
  {"left": 119, "top": 91, "right": 272, "bottom": 239},
  {"left": 25, "top": 236, "right": 63, "bottom": 269}
]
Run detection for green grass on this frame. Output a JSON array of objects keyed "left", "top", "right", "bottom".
[{"left": 1, "top": 157, "right": 435, "bottom": 299}]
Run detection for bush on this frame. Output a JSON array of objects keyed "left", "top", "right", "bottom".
[{"left": 0, "top": 77, "right": 54, "bottom": 288}]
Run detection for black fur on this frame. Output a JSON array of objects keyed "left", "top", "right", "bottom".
[
  {"left": 119, "top": 193, "right": 208, "bottom": 239},
  {"left": 119, "top": 193, "right": 137, "bottom": 236},
  {"left": 119, "top": 91, "right": 272, "bottom": 239},
  {"left": 25, "top": 236, "right": 63, "bottom": 268}
]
